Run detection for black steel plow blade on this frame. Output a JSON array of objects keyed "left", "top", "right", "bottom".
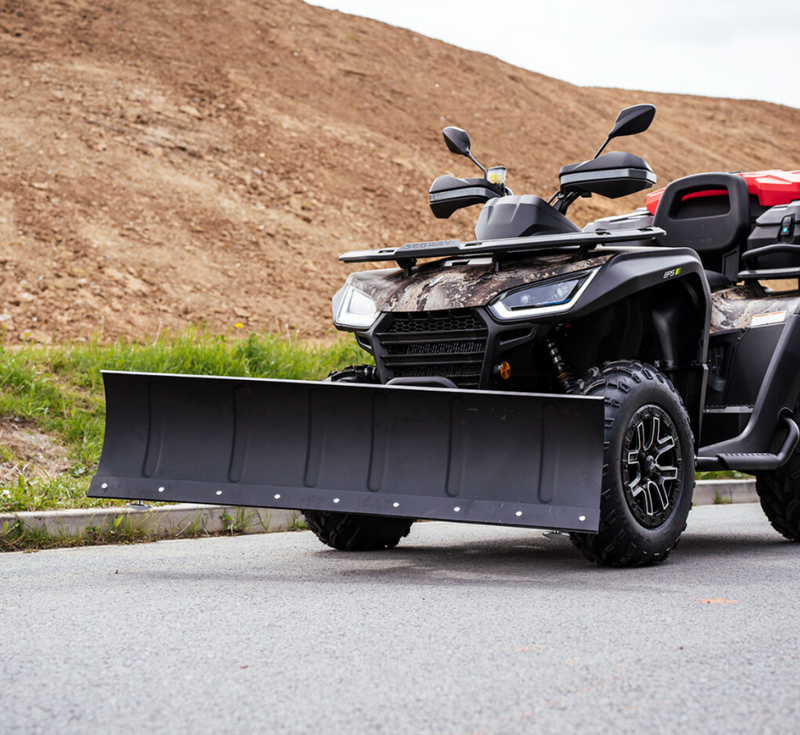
[{"left": 90, "top": 372, "right": 604, "bottom": 532}]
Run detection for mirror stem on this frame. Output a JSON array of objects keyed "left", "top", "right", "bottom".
[
  {"left": 592, "top": 136, "right": 611, "bottom": 159},
  {"left": 467, "top": 152, "right": 488, "bottom": 178}
]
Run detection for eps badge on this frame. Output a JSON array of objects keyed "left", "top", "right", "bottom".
[{"left": 663, "top": 267, "right": 681, "bottom": 279}]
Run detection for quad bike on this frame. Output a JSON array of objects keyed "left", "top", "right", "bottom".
[{"left": 90, "top": 104, "right": 800, "bottom": 566}]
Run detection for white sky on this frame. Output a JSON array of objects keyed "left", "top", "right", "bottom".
[{"left": 307, "top": 0, "right": 800, "bottom": 110}]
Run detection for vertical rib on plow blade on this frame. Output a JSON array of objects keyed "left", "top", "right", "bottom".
[{"left": 90, "top": 372, "right": 605, "bottom": 532}]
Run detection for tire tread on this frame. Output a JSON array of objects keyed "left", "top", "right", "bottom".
[
  {"left": 756, "top": 470, "right": 800, "bottom": 541},
  {"left": 304, "top": 510, "right": 414, "bottom": 551},
  {"left": 569, "top": 360, "right": 694, "bottom": 567}
]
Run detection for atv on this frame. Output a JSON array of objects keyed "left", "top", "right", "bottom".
[{"left": 90, "top": 104, "right": 800, "bottom": 567}]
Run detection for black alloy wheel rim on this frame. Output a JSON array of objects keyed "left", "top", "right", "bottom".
[{"left": 621, "top": 405, "right": 682, "bottom": 528}]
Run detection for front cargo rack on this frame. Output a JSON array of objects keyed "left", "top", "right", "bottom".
[{"left": 339, "top": 226, "right": 665, "bottom": 274}]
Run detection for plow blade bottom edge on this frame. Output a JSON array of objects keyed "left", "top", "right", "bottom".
[{"left": 90, "top": 372, "right": 604, "bottom": 533}]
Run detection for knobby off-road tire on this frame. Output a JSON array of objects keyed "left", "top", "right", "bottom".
[
  {"left": 303, "top": 365, "right": 415, "bottom": 552},
  {"left": 756, "top": 408, "right": 800, "bottom": 541},
  {"left": 303, "top": 510, "right": 414, "bottom": 551},
  {"left": 569, "top": 361, "right": 695, "bottom": 567}
]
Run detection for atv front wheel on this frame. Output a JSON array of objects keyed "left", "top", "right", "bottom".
[
  {"left": 306, "top": 365, "right": 414, "bottom": 551},
  {"left": 303, "top": 511, "right": 414, "bottom": 551},
  {"left": 569, "top": 361, "right": 695, "bottom": 567}
]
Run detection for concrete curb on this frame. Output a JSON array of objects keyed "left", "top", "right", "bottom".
[
  {"left": 0, "top": 480, "right": 757, "bottom": 542},
  {"left": 693, "top": 479, "right": 757, "bottom": 505},
  {"left": 0, "top": 504, "right": 303, "bottom": 540}
]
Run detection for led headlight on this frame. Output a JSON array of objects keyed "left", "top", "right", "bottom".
[
  {"left": 489, "top": 268, "right": 599, "bottom": 320},
  {"left": 333, "top": 283, "right": 379, "bottom": 329}
]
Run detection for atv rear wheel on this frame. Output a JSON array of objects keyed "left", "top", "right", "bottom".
[
  {"left": 303, "top": 511, "right": 414, "bottom": 551},
  {"left": 755, "top": 411, "right": 800, "bottom": 541},
  {"left": 569, "top": 361, "right": 695, "bottom": 567},
  {"left": 306, "top": 366, "right": 415, "bottom": 551}
]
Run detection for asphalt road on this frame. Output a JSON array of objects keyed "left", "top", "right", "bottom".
[{"left": 2, "top": 503, "right": 799, "bottom": 735}]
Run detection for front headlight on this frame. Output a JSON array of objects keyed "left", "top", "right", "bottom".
[
  {"left": 489, "top": 268, "right": 599, "bottom": 320},
  {"left": 333, "top": 284, "right": 379, "bottom": 329}
]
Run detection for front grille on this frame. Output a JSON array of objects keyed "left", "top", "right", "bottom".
[
  {"left": 386, "top": 312, "right": 485, "bottom": 334},
  {"left": 375, "top": 309, "right": 489, "bottom": 389}
]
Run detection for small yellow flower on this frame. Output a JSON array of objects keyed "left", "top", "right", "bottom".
[{"left": 234, "top": 322, "right": 244, "bottom": 329}]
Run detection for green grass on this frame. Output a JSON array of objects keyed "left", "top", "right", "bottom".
[
  {"left": 0, "top": 516, "right": 153, "bottom": 552},
  {"left": 0, "top": 474, "right": 96, "bottom": 514},
  {"left": 0, "top": 511, "right": 308, "bottom": 552},
  {"left": 0, "top": 328, "right": 368, "bottom": 514},
  {"left": 0, "top": 326, "right": 753, "bottom": 521}
]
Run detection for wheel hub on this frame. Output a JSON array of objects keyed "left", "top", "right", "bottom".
[{"left": 622, "top": 405, "right": 682, "bottom": 528}]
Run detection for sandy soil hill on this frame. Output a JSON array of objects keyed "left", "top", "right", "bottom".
[{"left": 1, "top": 0, "right": 799, "bottom": 344}]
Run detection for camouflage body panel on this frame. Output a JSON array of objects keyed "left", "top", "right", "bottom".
[
  {"left": 710, "top": 285, "right": 800, "bottom": 334},
  {"left": 348, "top": 253, "right": 614, "bottom": 313}
]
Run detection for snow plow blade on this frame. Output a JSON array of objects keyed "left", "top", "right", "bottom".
[{"left": 90, "top": 372, "right": 605, "bottom": 533}]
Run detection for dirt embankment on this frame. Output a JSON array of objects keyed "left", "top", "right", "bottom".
[
  {"left": 1, "top": 0, "right": 799, "bottom": 344},
  {"left": 0, "top": 416, "right": 69, "bottom": 484}
]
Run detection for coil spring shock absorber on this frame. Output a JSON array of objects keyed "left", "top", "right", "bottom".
[{"left": 545, "top": 334, "right": 575, "bottom": 393}]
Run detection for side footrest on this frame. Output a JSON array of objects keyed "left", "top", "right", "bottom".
[{"left": 696, "top": 415, "right": 799, "bottom": 472}]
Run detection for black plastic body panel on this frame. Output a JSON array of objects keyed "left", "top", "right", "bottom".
[
  {"left": 559, "top": 152, "right": 656, "bottom": 199},
  {"left": 697, "top": 313, "right": 800, "bottom": 470},
  {"left": 701, "top": 406, "right": 752, "bottom": 448},
  {"left": 565, "top": 248, "right": 709, "bottom": 324},
  {"left": 429, "top": 175, "right": 502, "bottom": 219},
  {"left": 474, "top": 195, "right": 581, "bottom": 240},
  {"left": 559, "top": 151, "right": 650, "bottom": 177},
  {"left": 565, "top": 249, "right": 710, "bottom": 436},
  {"left": 701, "top": 324, "right": 784, "bottom": 447},
  {"left": 721, "top": 324, "right": 783, "bottom": 406},
  {"left": 351, "top": 247, "right": 711, "bottom": 439},
  {"left": 704, "top": 329, "right": 743, "bottom": 405},
  {"left": 90, "top": 372, "right": 604, "bottom": 533}
]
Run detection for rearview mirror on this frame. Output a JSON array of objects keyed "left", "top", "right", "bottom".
[
  {"left": 608, "top": 104, "right": 656, "bottom": 140},
  {"left": 443, "top": 126, "right": 471, "bottom": 157}
]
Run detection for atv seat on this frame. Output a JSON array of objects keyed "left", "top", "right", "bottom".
[{"left": 653, "top": 173, "right": 750, "bottom": 288}]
